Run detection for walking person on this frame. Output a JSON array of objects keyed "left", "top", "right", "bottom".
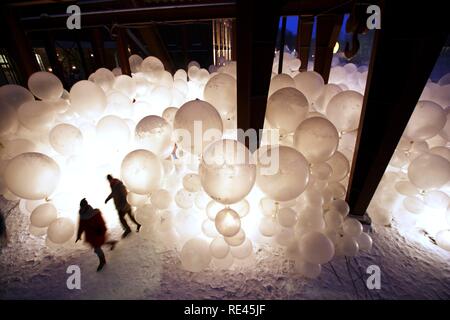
[
  {"left": 76, "top": 198, "right": 117, "bottom": 272},
  {"left": 105, "top": 174, "right": 141, "bottom": 238}
]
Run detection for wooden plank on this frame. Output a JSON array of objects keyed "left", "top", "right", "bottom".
[
  {"left": 296, "top": 15, "right": 314, "bottom": 71},
  {"left": 116, "top": 27, "right": 131, "bottom": 76},
  {"left": 347, "top": 1, "right": 448, "bottom": 216}
]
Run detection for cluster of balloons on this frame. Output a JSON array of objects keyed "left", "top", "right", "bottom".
[
  {"left": 0, "top": 50, "right": 378, "bottom": 278},
  {"left": 367, "top": 74, "right": 450, "bottom": 252}
]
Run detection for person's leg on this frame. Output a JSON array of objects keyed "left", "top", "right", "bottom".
[
  {"left": 94, "top": 247, "right": 106, "bottom": 271},
  {"left": 105, "top": 240, "right": 118, "bottom": 251},
  {"left": 126, "top": 209, "right": 141, "bottom": 232},
  {"left": 118, "top": 211, "right": 131, "bottom": 234}
]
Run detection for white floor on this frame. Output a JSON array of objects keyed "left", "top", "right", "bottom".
[{"left": 1, "top": 197, "right": 450, "bottom": 300}]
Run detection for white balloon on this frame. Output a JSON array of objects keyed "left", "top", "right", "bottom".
[
  {"left": 424, "top": 190, "right": 449, "bottom": 209},
  {"left": 313, "top": 83, "right": 342, "bottom": 113},
  {"left": 408, "top": 153, "right": 450, "bottom": 190},
  {"left": 293, "top": 71, "right": 324, "bottom": 104},
  {"left": 180, "top": 238, "right": 211, "bottom": 272},
  {"left": 326, "top": 90, "right": 363, "bottom": 133},
  {"left": 324, "top": 210, "right": 343, "bottom": 230},
  {"left": 403, "top": 196, "right": 425, "bottom": 214},
  {"left": 327, "top": 151, "right": 350, "bottom": 182},
  {"left": 1, "top": 139, "right": 36, "bottom": 160},
  {"left": 210, "top": 236, "right": 230, "bottom": 258},
  {"left": 47, "top": 218, "right": 74, "bottom": 244},
  {"left": 28, "top": 71, "right": 63, "bottom": 101},
  {"left": 70, "top": 80, "right": 107, "bottom": 119},
  {"left": 5, "top": 152, "right": 60, "bottom": 200},
  {"left": 175, "top": 189, "right": 194, "bottom": 209},
  {"left": 97, "top": 115, "right": 130, "bottom": 152},
  {"left": 342, "top": 218, "right": 363, "bottom": 237},
  {"left": 259, "top": 216, "right": 279, "bottom": 237},
  {"left": 329, "top": 199, "right": 350, "bottom": 217},
  {"left": 338, "top": 235, "right": 359, "bottom": 256},
  {"left": 356, "top": 232, "right": 373, "bottom": 251},
  {"left": 200, "top": 139, "right": 256, "bottom": 204},
  {"left": 0, "top": 84, "right": 34, "bottom": 109},
  {"left": 173, "top": 100, "right": 223, "bottom": 155},
  {"left": 30, "top": 203, "right": 57, "bottom": 228},
  {"left": 215, "top": 208, "right": 241, "bottom": 237},
  {"left": 49, "top": 123, "right": 83, "bottom": 156},
  {"left": 404, "top": 101, "right": 446, "bottom": 141},
  {"left": 182, "top": 173, "right": 202, "bottom": 193},
  {"left": 150, "top": 189, "right": 172, "bottom": 210},
  {"left": 224, "top": 228, "right": 246, "bottom": 246},
  {"left": 135, "top": 115, "right": 173, "bottom": 158},
  {"left": 295, "top": 259, "right": 321, "bottom": 279},
  {"left": 256, "top": 145, "right": 310, "bottom": 202},
  {"left": 435, "top": 230, "right": 450, "bottom": 251},
  {"left": 121, "top": 149, "right": 163, "bottom": 195},
  {"left": 230, "top": 238, "right": 253, "bottom": 259},
  {"left": 294, "top": 117, "right": 339, "bottom": 163},
  {"left": 394, "top": 181, "right": 420, "bottom": 197},
  {"left": 18, "top": 101, "right": 55, "bottom": 131},
  {"left": 203, "top": 73, "right": 236, "bottom": 119},
  {"left": 277, "top": 207, "right": 297, "bottom": 227},
  {"left": 268, "top": 74, "right": 296, "bottom": 96},
  {"left": 299, "top": 231, "right": 335, "bottom": 264},
  {"left": 266, "top": 87, "right": 309, "bottom": 135},
  {"left": 127, "top": 192, "right": 149, "bottom": 208}
]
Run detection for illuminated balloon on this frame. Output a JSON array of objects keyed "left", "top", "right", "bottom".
[
  {"left": 28, "top": 71, "right": 63, "bottom": 101},
  {"left": 394, "top": 181, "right": 419, "bottom": 197},
  {"left": 162, "top": 107, "right": 178, "bottom": 125},
  {"left": 180, "top": 238, "right": 211, "bottom": 272},
  {"left": 342, "top": 218, "right": 363, "bottom": 237},
  {"left": 135, "top": 115, "right": 173, "bottom": 158},
  {"left": 182, "top": 173, "right": 201, "bottom": 193},
  {"left": 210, "top": 236, "right": 230, "bottom": 258},
  {"left": 408, "top": 153, "right": 450, "bottom": 190},
  {"left": 313, "top": 83, "right": 342, "bottom": 113},
  {"left": 329, "top": 199, "right": 350, "bottom": 217},
  {"left": 404, "top": 101, "right": 446, "bottom": 141},
  {"left": 4, "top": 153, "right": 60, "bottom": 200},
  {"left": 127, "top": 192, "right": 149, "bottom": 208},
  {"left": 135, "top": 204, "right": 157, "bottom": 226},
  {"left": 47, "top": 218, "right": 74, "bottom": 244},
  {"left": 150, "top": 189, "right": 172, "bottom": 210},
  {"left": 403, "top": 196, "right": 425, "bottom": 214},
  {"left": 215, "top": 208, "right": 241, "bottom": 237},
  {"left": 200, "top": 139, "right": 255, "bottom": 204},
  {"left": 356, "top": 232, "right": 373, "bottom": 251},
  {"left": 338, "top": 235, "right": 359, "bottom": 256},
  {"left": 30, "top": 203, "right": 57, "bottom": 228},
  {"left": 299, "top": 231, "right": 334, "bottom": 264},
  {"left": 259, "top": 217, "right": 279, "bottom": 237},
  {"left": 0, "top": 84, "right": 34, "bottom": 109},
  {"left": 230, "top": 238, "right": 253, "bottom": 259},
  {"left": 0, "top": 104, "right": 19, "bottom": 135},
  {"left": 256, "top": 145, "right": 310, "bottom": 202},
  {"left": 70, "top": 80, "right": 107, "bottom": 119},
  {"left": 129, "top": 54, "right": 143, "bottom": 73},
  {"left": 173, "top": 100, "right": 223, "bottom": 155},
  {"left": 326, "top": 90, "right": 363, "bottom": 133},
  {"left": 293, "top": 71, "right": 324, "bottom": 104},
  {"left": 175, "top": 189, "right": 194, "bottom": 209},
  {"left": 90, "top": 68, "right": 115, "bottom": 91},
  {"left": 277, "top": 207, "right": 297, "bottom": 227},
  {"left": 424, "top": 190, "right": 449, "bottom": 209},
  {"left": 203, "top": 73, "right": 236, "bottom": 119},
  {"left": 18, "top": 101, "right": 55, "bottom": 131},
  {"left": 294, "top": 117, "right": 339, "bottom": 163},
  {"left": 266, "top": 87, "right": 309, "bottom": 135},
  {"left": 49, "top": 124, "right": 83, "bottom": 156},
  {"left": 96, "top": 115, "right": 130, "bottom": 152},
  {"left": 268, "top": 74, "right": 296, "bottom": 96},
  {"left": 324, "top": 210, "right": 343, "bottom": 230},
  {"left": 224, "top": 228, "right": 246, "bottom": 246},
  {"left": 327, "top": 151, "right": 350, "bottom": 182},
  {"left": 436, "top": 230, "right": 450, "bottom": 251},
  {"left": 121, "top": 149, "right": 163, "bottom": 195}
]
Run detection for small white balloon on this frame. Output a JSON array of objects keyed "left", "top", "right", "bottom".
[
  {"left": 47, "top": 218, "right": 74, "bottom": 244},
  {"left": 30, "top": 203, "right": 57, "bottom": 228}
]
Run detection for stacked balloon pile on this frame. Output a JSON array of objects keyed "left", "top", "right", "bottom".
[
  {"left": 0, "top": 52, "right": 385, "bottom": 278},
  {"left": 367, "top": 76, "right": 450, "bottom": 252}
]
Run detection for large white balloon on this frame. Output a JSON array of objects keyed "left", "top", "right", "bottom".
[
  {"left": 4, "top": 153, "right": 60, "bottom": 200},
  {"left": 0, "top": 84, "right": 34, "bottom": 109},
  {"left": 256, "top": 145, "right": 310, "bottom": 202},
  {"left": 121, "top": 149, "right": 163, "bottom": 195},
  {"left": 28, "top": 71, "right": 63, "bottom": 101},
  {"left": 299, "top": 231, "right": 334, "bottom": 264},
  {"left": 96, "top": 115, "right": 130, "bottom": 152},
  {"left": 293, "top": 71, "right": 324, "bottom": 104},
  {"left": 70, "top": 80, "right": 107, "bottom": 119},
  {"left": 203, "top": 73, "right": 236, "bottom": 119},
  {"left": 327, "top": 151, "right": 350, "bottom": 182},
  {"left": 173, "top": 100, "right": 223, "bottom": 155},
  {"left": 294, "top": 117, "right": 339, "bottom": 163},
  {"left": 180, "top": 238, "right": 211, "bottom": 272},
  {"left": 47, "top": 218, "right": 74, "bottom": 244},
  {"left": 135, "top": 115, "right": 173, "bottom": 158},
  {"left": 200, "top": 139, "right": 256, "bottom": 204},
  {"left": 18, "top": 101, "right": 55, "bottom": 131},
  {"left": 266, "top": 87, "right": 309, "bottom": 135},
  {"left": 408, "top": 153, "right": 450, "bottom": 190},
  {"left": 49, "top": 123, "right": 83, "bottom": 156},
  {"left": 326, "top": 90, "right": 363, "bottom": 133},
  {"left": 268, "top": 74, "right": 296, "bottom": 97},
  {"left": 404, "top": 101, "right": 446, "bottom": 141},
  {"left": 312, "top": 84, "right": 342, "bottom": 113},
  {"left": 30, "top": 203, "right": 57, "bottom": 228}
]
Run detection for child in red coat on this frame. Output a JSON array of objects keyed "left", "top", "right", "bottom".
[{"left": 76, "top": 198, "right": 117, "bottom": 271}]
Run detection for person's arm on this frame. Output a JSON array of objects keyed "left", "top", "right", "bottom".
[{"left": 105, "top": 192, "right": 113, "bottom": 204}]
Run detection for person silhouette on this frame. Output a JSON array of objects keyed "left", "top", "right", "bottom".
[
  {"left": 76, "top": 198, "right": 117, "bottom": 272},
  {"left": 105, "top": 174, "right": 141, "bottom": 238}
]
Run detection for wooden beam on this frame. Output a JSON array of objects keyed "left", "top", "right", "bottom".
[
  {"left": 138, "top": 26, "right": 175, "bottom": 73},
  {"left": 43, "top": 32, "right": 67, "bottom": 88},
  {"left": 231, "top": 19, "right": 237, "bottom": 61},
  {"left": 2, "top": 7, "right": 39, "bottom": 85},
  {"left": 236, "top": 0, "right": 284, "bottom": 151},
  {"left": 91, "top": 28, "right": 106, "bottom": 69},
  {"left": 347, "top": 1, "right": 448, "bottom": 216},
  {"left": 296, "top": 15, "right": 314, "bottom": 71},
  {"left": 314, "top": 14, "right": 343, "bottom": 83},
  {"left": 116, "top": 27, "right": 131, "bottom": 76}
]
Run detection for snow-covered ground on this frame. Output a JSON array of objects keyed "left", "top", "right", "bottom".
[{"left": 1, "top": 196, "right": 449, "bottom": 300}]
